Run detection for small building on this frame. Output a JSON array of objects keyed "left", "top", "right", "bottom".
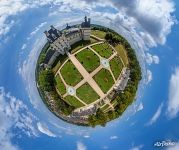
[{"left": 114, "top": 68, "right": 130, "bottom": 92}]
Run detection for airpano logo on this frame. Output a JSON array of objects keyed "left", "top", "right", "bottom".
[{"left": 154, "top": 140, "right": 175, "bottom": 147}]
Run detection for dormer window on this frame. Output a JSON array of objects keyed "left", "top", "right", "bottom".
[
  {"left": 47, "top": 38, "right": 52, "bottom": 43},
  {"left": 52, "top": 33, "right": 57, "bottom": 40}
]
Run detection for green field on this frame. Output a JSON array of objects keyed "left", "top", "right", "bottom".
[
  {"left": 91, "top": 43, "right": 113, "bottom": 58},
  {"left": 93, "top": 68, "right": 114, "bottom": 93},
  {"left": 64, "top": 95, "right": 84, "bottom": 108},
  {"left": 110, "top": 56, "right": 123, "bottom": 80},
  {"left": 54, "top": 75, "right": 66, "bottom": 95},
  {"left": 114, "top": 44, "right": 128, "bottom": 66},
  {"left": 76, "top": 48, "right": 100, "bottom": 73},
  {"left": 91, "top": 30, "right": 106, "bottom": 39},
  {"left": 60, "top": 60, "right": 83, "bottom": 86},
  {"left": 76, "top": 83, "right": 100, "bottom": 104}
]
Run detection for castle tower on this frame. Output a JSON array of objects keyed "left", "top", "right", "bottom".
[{"left": 81, "top": 16, "right": 91, "bottom": 41}]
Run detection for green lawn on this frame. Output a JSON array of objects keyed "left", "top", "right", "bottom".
[
  {"left": 70, "top": 38, "right": 97, "bottom": 54},
  {"left": 110, "top": 56, "right": 123, "bottom": 80},
  {"left": 64, "top": 95, "right": 84, "bottom": 108},
  {"left": 114, "top": 44, "right": 128, "bottom": 66},
  {"left": 91, "top": 43, "right": 113, "bottom": 58},
  {"left": 54, "top": 75, "right": 66, "bottom": 95},
  {"left": 60, "top": 60, "right": 83, "bottom": 86},
  {"left": 101, "top": 104, "right": 110, "bottom": 112},
  {"left": 93, "top": 68, "right": 114, "bottom": 93},
  {"left": 76, "top": 48, "right": 100, "bottom": 73},
  {"left": 91, "top": 30, "right": 106, "bottom": 39},
  {"left": 76, "top": 83, "right": 100, "bottom": 104}
]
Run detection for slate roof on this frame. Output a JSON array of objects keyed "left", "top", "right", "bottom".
[
  {"left": 44, "top": 49, "right": 56, "bottom": 64},
  {"left": 81, "top": 16, "right": 90, "bottom": 28},
  {"left": 44, "top": 26, "right": 61, "bottom": 43}
]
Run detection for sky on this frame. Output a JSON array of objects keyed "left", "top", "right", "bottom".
[{"left": 0, "top": 0, "right": 179, "bottom": 150}]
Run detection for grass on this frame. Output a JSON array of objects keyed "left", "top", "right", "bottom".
[
  {"left": 54, "top": 75, "right": 66, "bottom": 95},
  {"left": 91, "top": 43, "right": 113, "bottom": 58},
  {"left": 60, "top": 60, "right": 83, "bottom": 86},
  {"left": 70, "top": 40, "right": 91, "bottom": 54},
  {"left": 70, "top": 38, "right": 97, "bottom": 54},
  {"left": 76, "top": 48, "right": 100, "bottom": 73},
  {"left": 52, "top": 54, "right": 68, "bottom": 74},
  {"left": 101, "top": 104, "right": 110, "bottom": 112},
  {"left": 91, "top": 30, "right": 106, "bottom": 39},
  {"left": 93, "top": 68, "right": 114, "bottom": 93},
  {"left": 90, "top": 37, "right": 99, "bottom": 43},
  {"left": 114, "top": 44, "right": 128, "bottom": 66},
  {"left": 111, "top": 99, "right": 118, "bottom": 107},
  {"left": 64, "top": 95, "right": 84, "bottom": 108},
  {"left": 76, "top": 83, "right": 100, "bottom": 104},
  {"left": 110, "top": 56, "right": 123, "bottom": 80}
]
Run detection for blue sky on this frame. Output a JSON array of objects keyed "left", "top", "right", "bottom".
[{"left": 0, "top": 0, "right": 179, "bottom": 150}]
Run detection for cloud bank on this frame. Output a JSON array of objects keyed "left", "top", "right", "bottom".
[
  {"left": 167, "top": 67, "right": 179, "bottom": 118},
  {"left": 147, "top": 103, "right": 163, "bottom": 125},
  {"left": 77, "top": 141, "right": 87, "bottom": 150},
  {"left": 0, "top": 87, "right": 38, "bottom": 150},
  {"left": 37, "top": 122, "right": 56, "bottom": 137}
]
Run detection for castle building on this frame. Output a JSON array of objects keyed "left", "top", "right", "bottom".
[{"left": 44, "top": 16, "right": 91, "bottom": 67}]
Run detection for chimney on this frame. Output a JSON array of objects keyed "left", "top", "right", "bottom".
[
  {"left": 50, "top": 25, "right": 56, "bottom": 30},
  {"left": 85, "top": 16, "right": 87, "bottom": 22},
  {"left": 44, "top": 30, "right": 50, "bottom": 36}
]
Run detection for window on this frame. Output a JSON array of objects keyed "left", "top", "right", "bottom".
[{"left": 52, "top": 33, "right": 57, "bottom": 40}]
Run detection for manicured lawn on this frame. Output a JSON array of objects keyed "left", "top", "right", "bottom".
[
  {"left": 91, "top": 30, "right": 106, "bottom": 39},
  {"left": 54, "top": 75, "right": 66, "bottom": 95},
  {"left": 76, "top": 83, "right": 100, "bottom": 104},
  {"left": 91, "top": 43, "right": 113, "bottom": 58},
  {"left": 64, "top": 95, "right": 84, "bottom": 108},
  {"left": 60, "top": 60, "right": 83, "bottom": 86},
  {"left": 93, "top": 68, "right": 114, "bottom": 93},
  {"left": 76, "top": 48, "right": 100, "bottom": 73},
  {"left": 110, "top": 56, "right": 123, "bottom": 80},
  {"left": 114, "top": 44, "right": 128, "bottom": 66}
]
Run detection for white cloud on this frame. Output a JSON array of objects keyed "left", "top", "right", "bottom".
[
  {"left": 109, "top": 0, "right": 176, "bottom": 45},
  {"left": 0, "top": 87, "right": 38, "bottom": 150},
  {"left": 26, "top": 22, "right": 47, "bottom": 40},
  {"left": 147, "top": 103, "right": 163, "bottom": 126},
  {"left": 146, "top": 53, "right": 160, "bottom": 65},
  {"left": 0, "top": 0, "right": 29, "bottom": 37},
  {"left": 21, "top": 43, "right": 27, "bottom": 50},
  {"left": 130, "top": 144, "right": 144, "bottom": 150},
  {"left": 37, "top": 122, "right": 56, "bottom": 137},
  {"left": 137, "top": 103, "right": 144, "bottom": 112},
  {"left": 167, "top": 67, "right": 179, "bottom": 118},
  {"left": 83, "top": 135, "right": 90, "bottom": 138},
  {"left": 146, "top": 70, "right": 153, "bottom": 84},
  {"left": 110, "top": 136, "right": 118, "bottom": 140},
  {"left": 18, "top": 37, "right": 46, "bottom": 108},
  {"left": 77, "top": 141, "right": 87, "bottom": 150}
]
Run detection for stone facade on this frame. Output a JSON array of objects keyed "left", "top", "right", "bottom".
[{"left": 44, "top": 16, "right": 91, "bottom": 67}]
